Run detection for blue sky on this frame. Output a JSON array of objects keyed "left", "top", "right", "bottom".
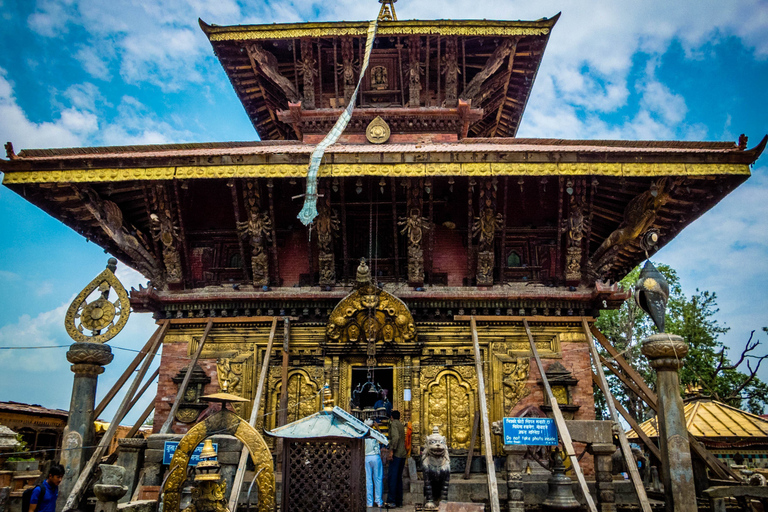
[{"left": 1, "top": 0, "right": 767, "bottom": 425}]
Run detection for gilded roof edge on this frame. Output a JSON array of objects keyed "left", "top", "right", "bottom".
[{"left": 200, "top": 17, "right": 557, "bottom": 42}]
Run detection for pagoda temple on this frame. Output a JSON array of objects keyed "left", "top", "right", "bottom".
[{"left": 1, "top": 5, "right": 765, "bottom": 463}]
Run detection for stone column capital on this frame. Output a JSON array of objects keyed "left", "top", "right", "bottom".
[
  {"left": 641, "top": 333, "right": 687, "bottom": 371},
  {"left": 117, "top": 437, "right": 148, "bottom": 452},
  {"left": 588, "top": 443, "right": 617, "bottom": 456},
  {"left": 67, "top": 342, "right": 114, "bottom": 374}
]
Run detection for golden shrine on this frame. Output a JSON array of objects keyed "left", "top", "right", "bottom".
[{"left": 2, "top": 4, "right": 765, "bottom": 462}]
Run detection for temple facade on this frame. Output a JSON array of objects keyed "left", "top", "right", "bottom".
[{"left": 2, "top": 9, "right": 765, "bottom": 462}]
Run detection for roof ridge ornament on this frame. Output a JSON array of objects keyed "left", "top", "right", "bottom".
[{"left": 378, "top": 0, "right": 397, "bottom": 21}]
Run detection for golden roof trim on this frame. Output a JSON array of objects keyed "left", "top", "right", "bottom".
[
  {"left": 2, "top": 162, "right": 750, "bottom": 185},
  {"left": 202, "top": 18, "right": 555, "bottom": 42}
]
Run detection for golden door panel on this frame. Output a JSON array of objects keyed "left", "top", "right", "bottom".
[
  {"left": 268, "top": 368, "right": 323, "bottom": 430},
  {"left": 423, "top": 370, "right": 474, "bottom": 450}
]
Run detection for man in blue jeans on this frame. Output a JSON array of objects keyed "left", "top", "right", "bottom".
[
  {"left": 29, "top": 464, "right": 64, "bottom": 512},
  {"left": 386, "top": 410, "right": 406, "bottom": 508}
]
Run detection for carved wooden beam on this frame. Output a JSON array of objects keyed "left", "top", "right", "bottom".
[
  {"left": 408, "top": 35, "right": 421, "bottom": 107},
  {"left": 459, "top": 38, "right": 518, "bottom": 104},
  {"left": 246, "top": 43, "right": 300, "bottom": 103}
]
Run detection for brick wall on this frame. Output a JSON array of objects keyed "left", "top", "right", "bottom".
[
  {"left": 153, "top": 341, "right": 220, "bottom": 434},
  {"left": 278, "top": 230, "right": 310, "bottom": 286},
  {"left": 431, "top": 225, "right": 468, "bottom": 286},
  {"left": 508, "top": 341, "right": 597, "bottom": 474}
]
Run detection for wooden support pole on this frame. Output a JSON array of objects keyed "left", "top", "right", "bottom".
[
  {"left": 591, "top": 372, "right": 661, "bottom": 461},
  {"left": 590, "top": 323, "right": 738, "bottom": 481},
  {"left": 598, "top": 353, "right": 657, "bottom": 410},
  {"left": 279, "top": 318, "right": 291, "bottom": 426},
  {"left": 469, "top": 317, "right": 501, "bottom": 512},
  {"left": 63, "top": 321, "right": 169, "bottom": 512},
  {"left": 126, "top": 368, "right": 159, "bottom": 413},
  {"left": 463, "top": 410, "right": 480, "bottom": 480},
  {"left": 160, "top": 318, "right": 214, "bottom": 434},
  {"left": 125, "top": 401, "right": 155, "bottom": 440},
  {"left": 582, "top": 319, "right": 652, "bottom": 512},
  {"left": 522, "top": 318, "right": 597, "bottom": 512},
  {"left": 94, "top": 330, "right": 159, "bottom": 418},
  {"left": 228, "top": 318, "right": 279, "bottom": 512}
]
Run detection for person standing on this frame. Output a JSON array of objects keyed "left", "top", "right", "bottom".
[
  {"left": 28, "top": 464, "right": 64, "bottom": 512},
  {"left": 386, "top": 410, "right": 407, "bottom": 508},
  {"left": 364, "top": 418, "right": 385, "bottom": 508}
]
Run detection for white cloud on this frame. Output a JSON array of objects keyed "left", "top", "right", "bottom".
[
  {"left": 0, "top": 270, "right": 20, "bottom": 281},
  {"left": 0, "top": 67, "right": 94, "bottom": 149},
  {"left": 0, "top": 301, "right": 70, "bottom": 372}
]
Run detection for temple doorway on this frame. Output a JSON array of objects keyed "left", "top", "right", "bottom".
[{"left": 350, "top": 366, "right": 394, "bottom": 411}]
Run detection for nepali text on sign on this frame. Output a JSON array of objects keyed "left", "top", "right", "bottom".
[
  {"left": 502, "top": 417, "right": 558, "bottom": 446},
  {"left": 163, "top": 441, "right": 218, "bottom": 466}
]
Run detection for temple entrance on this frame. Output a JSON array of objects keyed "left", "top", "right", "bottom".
[{"left": 351, "top": 366, "right": 394, "bottom": 411}]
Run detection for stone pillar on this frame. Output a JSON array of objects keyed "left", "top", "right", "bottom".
[
  {"left": 589, "top": 443, "right": 617, "bottom": 512},
  {"left": 504, "top": 445, "right": 527, "bottom": 512},
  {"left": 115, "top": 438, "right": 147, "bottom": 502},
  {"left": 93, "top": 464, "right": 128, "bottom": 512},
  {"left": 641, "top": 333, "right": 696, "bottom": 512},
  {"left": 58, "top": 342, "right": 113, "bottom": 511}
]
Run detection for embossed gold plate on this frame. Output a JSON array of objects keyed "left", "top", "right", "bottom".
[{"left": 366, "top": 116, "right": 391, "bottom": 144}]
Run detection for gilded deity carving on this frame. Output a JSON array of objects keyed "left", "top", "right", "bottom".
[
  {"left": 399, "top": 208, "right": 430, "bottom": 284},
  {"left": 215, "top": 353, "right": 253, "bottom": 418},
  {"left": 371, "top": 65, "right": 388, "bottom": 90},
  {"left": 326, "top": 259, "right": 416, "bottom": 345},
  {"left": 501, "top": 358, "right": 530, "bottom": 413},
  {"left": 268, "top": 368, "right": 323, "bottom": 429},
  {"left": 237, "top": 181, "right": 272, "bottom": 287}
]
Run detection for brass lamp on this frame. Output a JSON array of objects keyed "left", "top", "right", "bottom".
[{"left": 194, "top": 439, "right": 221, "bottom": 482}]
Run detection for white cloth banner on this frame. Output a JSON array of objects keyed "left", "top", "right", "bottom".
[{"left": 297, "top": 19, "right": 379, "bottom": 226}]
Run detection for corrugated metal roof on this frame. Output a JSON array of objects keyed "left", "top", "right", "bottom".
[
  {"left": 627, "top": 399, "right": 768, "bottom": 439},
  {"left": 266, "top": 406, "right": 388, "bottom": 445}
]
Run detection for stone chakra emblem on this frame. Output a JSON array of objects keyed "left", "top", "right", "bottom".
[
  {"left": 366, "top": 116, "right": 391, "bottom": 144},
  {"left": 65, "top": 258, "right": 131, "bottom": 343}
]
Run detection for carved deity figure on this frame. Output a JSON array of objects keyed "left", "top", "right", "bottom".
[
  {"left": 237, "top": 209, "right": 272, "bottom": 287},
  {"left": 339, "top": 37, "right": 357, "bottom": 106},
  {"left": 591, "top": 178, "right": 676, "bottom": 269},
  {"left": 502, "top": 358, "right": 531, "bottom": 413},
  {"left": 563, "top": 196, "right": 585, "bottom": 281},
  {"left": 400, "top": 209, "right": 430, "bottom": 284},
  {"left": 422, "top": 427, "right": 451, "bottom": 509},
  {"left": 151, "top": 208, "right": 182, "bottom": 284},
  {"left": 441, "top": 38, "right": 460, "bottom": 107},
  {"left": 299, "top": 39, "right": 317, "bottom": 109},
  {"left": 316, "top": 199, "right": 340, "bottom": 285},
  {"left": 473, "top": 208, "right": 504, "bottom": 252},
  {"left": 408, "top": 36, "right": 422, "bottom": 106},
  {"left": 217, "top": 358, "right": 241, "bottom": 394}
]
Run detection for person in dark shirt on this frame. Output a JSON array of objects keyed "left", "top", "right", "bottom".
[
  {"left": 386, "top": 410, "right": 407, "bottom": 508},
  {"left": 29, "top": 464, "right": 64, "bottom": 512}
]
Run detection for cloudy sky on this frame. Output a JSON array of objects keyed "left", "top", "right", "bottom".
[{"left": 0, "top": 0, "right": 767, "bottom": 426}]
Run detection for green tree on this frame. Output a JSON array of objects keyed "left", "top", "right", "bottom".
[{"left": 594, "top": 262, "right": 768, "bottom": 418}]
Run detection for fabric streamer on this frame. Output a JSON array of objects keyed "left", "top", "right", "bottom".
[{"left": 297, "top": 19, "right": 379, "bottom": 226}]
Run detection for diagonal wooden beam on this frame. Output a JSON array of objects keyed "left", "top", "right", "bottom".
[
  {"left": 94, "top": 327, "right": 160, "bottom": 418},
  {"left": 523, "top": 318, "right": 597, "bottom": 512},
  {"left": 583, "top": 319, "right": 652, "bottom": 512},
  {"left": 160, "top": 318, "right": 214, "bottom": 434},
  {"left": 470, "top": 317, "right": 501, "bottom": 512},
  {"left": 228, "top": 317, "right": 280, "bottom": 512},
  {"left": 590, "top": 371, "right": 661, "bottom": 462}
]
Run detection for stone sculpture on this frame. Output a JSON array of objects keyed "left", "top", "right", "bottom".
[{"left": 422, "top": 426, "right": 450, "bottom": 510}]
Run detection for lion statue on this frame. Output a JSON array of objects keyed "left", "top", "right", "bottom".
[{"left": 422, "top": 426, "right": 451, "bottom": 509}]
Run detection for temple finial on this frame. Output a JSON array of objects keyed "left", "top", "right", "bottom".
[{"left": 378, "top": 0, "right": 397, "bottom": 21}]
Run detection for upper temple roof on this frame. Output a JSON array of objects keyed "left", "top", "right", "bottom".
[{"left": 200, "top": 15, "right": 559, "bottom": 141}]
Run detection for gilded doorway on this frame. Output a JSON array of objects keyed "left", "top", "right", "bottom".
[
  {"left": 421, "top": 368, "right": 476, "bottom": 450},
  {"left": 267, "top": 368, "right": 323, "bottom": 430}
]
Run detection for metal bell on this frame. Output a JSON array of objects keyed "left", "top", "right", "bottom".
[{"left": 542, "top": 452, "right": 581, "bottom": 511}]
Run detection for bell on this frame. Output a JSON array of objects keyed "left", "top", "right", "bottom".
[
  {"left": 542, "top": 452, "right": 581, "bottom": 511},
  {"left": 199, "top": 438, "right": 217, "bottom": 460}
]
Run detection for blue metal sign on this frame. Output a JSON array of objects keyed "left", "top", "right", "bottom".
[
  {"left": 502, "top": 417, "right": 558, "bottom": 446},
  {"left": 163, "top": 441, "right": 217, "bottom": 466}
]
